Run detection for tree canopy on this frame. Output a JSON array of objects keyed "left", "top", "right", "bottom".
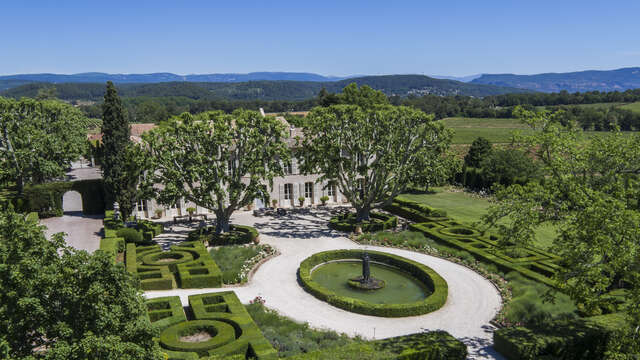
[
  {"left": 464, "top": 137, "right": 492, "bottom": 168},
  {"left": 142, "top": 109, "right": 289, "bottom": 232},
  {"left": 482, "top": 107, "right": 640, "bottom": 320},
  {"left": 0, "top": 97, "right": 88, "bottom": 192},
  {"left": 298, "top": 104, "right": 452, "bottom": 221},
  {"left": 0, "top": 208, "right": 161, "bottom": 359}
]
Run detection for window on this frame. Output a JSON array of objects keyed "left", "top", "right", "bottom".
[
  {"left": 227, "top": 159, "right": 234, "bottom": 175},
  {"left": 327, "top": 183, "right": 336, "bottom": 197},
  {"left": 284, "top": 161, "right": 292, "bottom": 175},
  {"left": 284, "top": 184, "right": 293, "bottom": 200},
  {"left": 305, "top": 182, "right": 313, "bottom": 199},
  {"left": 137, "top": 200, "right": 148, "bottom": 212}
]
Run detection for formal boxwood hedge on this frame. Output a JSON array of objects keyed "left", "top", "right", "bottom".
[
  {"left": 17, "top": 179, "right": 106, "bottom": 217},
  {"left": 127, "top": 241, "right": 222, "bottom": 290},
  {"left": 298, "top": 249, "right": 447, "bottom": 317},
  {"left": 148, "top": 292, "right": 277, "bottom": 360},
  {"left": 145, "top": 296, "right": 187, "bottom": 331},
  {"left": 328, "top": 212, "right": 398, "bottom": 232},
  {"left": 188, "top": 224, "right": 259, "bottom": 246},
  {"left": 99, "top": 237, "right": 125, "bottom": 260},
  {"left": 493, "top": 314, "right": 630, "bottom": 360},
  {"left": 159, "top": 320, "right": 237, "bottom": 356},
  {"left": 383, "top": 197, "right": 563, "bottom": 288}
]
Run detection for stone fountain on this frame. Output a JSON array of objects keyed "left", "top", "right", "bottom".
[{"left": 348, "top": 252, "right": 385, "bottom": 290}]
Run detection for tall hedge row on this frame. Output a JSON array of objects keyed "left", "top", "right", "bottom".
[{"left": 18, "top": 179, "right": 106, "bottom": 217}]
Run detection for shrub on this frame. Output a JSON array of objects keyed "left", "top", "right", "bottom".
[
  {"left": 298, "top": 196, "right": 305, "bottom": 207},
  {"left": 189, "top": 224, "right": 258, "bottom": 246},
  {"left": 328, "top": 212, "right": 397, "bottom": 232},
  {"left": 493, "top": 314, "right": 635, "bottom": 360},
  {"left": 320, "top": 195, "right": 329, "bottom": 205},
  {"left": 209, "top": 245, "right": 263, "bottom": 284},
  {"left": 298, "top": 249, "right": 447, "bottom": 317},
  {"left": 117, "top": 227, "right": 144, "bottom": 244}
]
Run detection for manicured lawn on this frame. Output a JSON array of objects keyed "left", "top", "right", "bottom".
[
  {"left": 399, "top": 188, "right": 556, "bottom": 249},
  {"left": 209, "top": 245, "right": 263, "bottom": 284}
]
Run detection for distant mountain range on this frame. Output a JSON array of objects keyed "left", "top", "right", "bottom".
[
  {"left": 2, "top": 67, "right": 640, "bottom": 97},
  {"left": 0, "top": 74, "right": 528, "bottom": 101},
  {"left": 0, "top": 72, "right": 350, "bottom": 89},
  {"left": 472, "top": 67, "right": 640, "bottom": 93}
]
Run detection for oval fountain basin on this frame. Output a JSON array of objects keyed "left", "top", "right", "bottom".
[{"left": 311, "top": 261, "right": 432, "bottom": 304}]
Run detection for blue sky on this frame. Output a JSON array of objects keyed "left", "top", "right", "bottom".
[{"left": 1, "top": 1, "right": 639, "bottom": 76}]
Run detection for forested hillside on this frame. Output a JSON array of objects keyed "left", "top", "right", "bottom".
[
  {"left": 0, "top": 75, "right": 528, "bottom": 102},
  {"left": 473, "top": 67, "right": 640, "bottom": 92}
]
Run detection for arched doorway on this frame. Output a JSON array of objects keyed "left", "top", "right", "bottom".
[{"left": 62, "top": 190, "right": 83, "bottom": 215}]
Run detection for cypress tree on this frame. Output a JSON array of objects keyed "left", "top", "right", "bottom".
[{"left": 100, "top": 81, "right": 130, "bottom": 214}]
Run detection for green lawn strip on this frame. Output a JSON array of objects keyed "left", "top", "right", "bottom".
[
  {"left": 399, "top": 188, "right": 555, "bottom": 249},
  {"left": 209, "top": 245, "right": 263, "bottom": 284}
]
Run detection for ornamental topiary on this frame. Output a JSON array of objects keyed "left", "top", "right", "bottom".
[{"left": 117, "top": 227, "right": 144, "bottom": 244}]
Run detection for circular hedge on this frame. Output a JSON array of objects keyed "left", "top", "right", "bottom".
[
  {"left": 142, "top": 250, "right": 195, "bottom": 271},
  {"left": 188, "top": 224, "right": 259, "bottom": 246},
  {"left": 328, "top": 212, "right": 397, "bottom": 233},
  {"left": 298, "top": 249, "right": 448, "bottom": 317},
  {"left": 159, "top": 320, "right": 237, "bottom": 356}
]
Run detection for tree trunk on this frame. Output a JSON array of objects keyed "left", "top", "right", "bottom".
[
  {"left": 215, "top": 212, "right": 231, "bottom": 234},
  {"left": 356, "top": 206, "right": 371, "bottom": 222}
]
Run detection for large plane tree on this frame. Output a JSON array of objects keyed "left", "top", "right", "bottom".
[
  {"left": 143, "top": 110, "right": 289, "bottom": 233},
  {"left": 0, "top": 97, "right": 87, "bottom": 193},
  {"left": 298, "top": 104, "right": 452, "bottom": 222}
]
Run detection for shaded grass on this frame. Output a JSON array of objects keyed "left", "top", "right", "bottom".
[
  {"left": 399, "top": 188, "right": 556, "bottom": 249},
  {"left": 503, "top": 272, "right": 576, "bottom": 328},
  {"left": 209, "top": 245, "right": 262, "bottom": 284},
  {"left": 246, "top": 302, "right": 358, "bottom": 358}
]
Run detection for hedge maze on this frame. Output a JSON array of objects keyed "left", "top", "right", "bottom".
[
  {"left": 146, "top": 292, "right": 277, "bottom": 360},
  {"left": 385, "top": 197, "right": 562, "bottom": 287},
  {"left": 127, "top": 241, "right": 222, "bottom": 290},
  {"left": 100, "top": 210, "right": 222, "bottom": 290}
]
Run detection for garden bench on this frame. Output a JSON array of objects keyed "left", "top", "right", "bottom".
[
  {"left": 173, "top": 215, "right": 190, "bottom": 224},
  {"left": 190, "top": 214, "right": 207, "bottom": 222}
]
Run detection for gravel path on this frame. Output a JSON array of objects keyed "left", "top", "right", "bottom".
[{"left": 145, "top": 209, "right": 504, "bottom": 359}]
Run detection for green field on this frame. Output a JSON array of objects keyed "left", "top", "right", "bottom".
[
  {"left": 442, "top": 117, "right": 532, "bottom": 144},
  {"left": 399, "top": 187, "right": 556, "bottom": 249},
  {"left": 444, "top": 116, "right": 637, "bottom": 144},
  {"left": 619, "top": 101, "right": 640, "bottom": 114}
]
